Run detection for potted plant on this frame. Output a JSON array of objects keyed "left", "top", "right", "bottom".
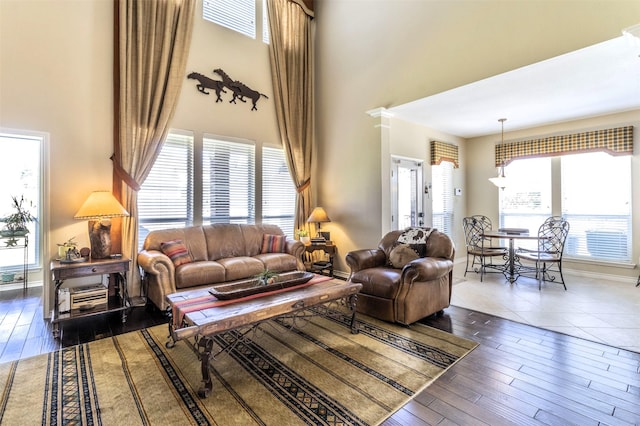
[
  {"left": 255, "top": 269, "right": 278, "bottom": 286},
  {"left": 57, "top": 237, "right": 78, "bottom": 258},
  {"left": 0, "top": 195, "right": 36, "bottom": 238},
  {"left": 296, "top": 228, "right": 310, "bottom": 245}
]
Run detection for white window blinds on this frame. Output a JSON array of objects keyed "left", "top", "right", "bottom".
[
  {"left": 137, "top": 132, "right": 194, "bottom": 245},
  {"left": 262, "top": 146, "right": 295, "bottom": 237},
  {"left": 203, "top": 136, "right": 255, "bottom": 224},
  {"left": 431, "top": 160, "right": 453, "bottom": 236},
  {"left": 203, "top": 0, "right": 256, "bottom": 39}
]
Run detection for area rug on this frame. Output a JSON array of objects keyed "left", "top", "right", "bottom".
[{"left": 0, "top": 310, "right": 477, "bottom": 425}]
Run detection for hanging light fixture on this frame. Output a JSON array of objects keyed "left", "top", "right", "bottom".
[{"left": 489, "top": 118, "right": 509, "bottom": 189}]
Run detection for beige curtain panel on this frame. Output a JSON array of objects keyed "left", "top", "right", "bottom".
[
  {"left": 267, "top": 0, "right": 315, "bottom": 234},
  {"left": 114, "top": 0, "right": 195, "bottom": 295}
]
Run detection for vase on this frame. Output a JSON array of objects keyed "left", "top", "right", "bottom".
[{"left": 300, "top": 236, "right": 310, "bottom": 245}]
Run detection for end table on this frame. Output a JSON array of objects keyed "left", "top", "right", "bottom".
[
  {"left": 304, "top": 241, "right": 336, "bottom": 277},
  {"left": 50, "top": 257, "right": 130, "bottom": 338}
]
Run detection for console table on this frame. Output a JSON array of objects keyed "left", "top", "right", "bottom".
[{"left": 50, "top": 257, "right": 130, "bottom": 338}]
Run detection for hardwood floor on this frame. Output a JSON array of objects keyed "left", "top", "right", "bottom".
[{"left": 1, "top": 286, "right": 639, "bottom": 425}]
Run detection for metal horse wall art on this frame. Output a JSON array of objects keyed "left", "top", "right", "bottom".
[{"left": 187, "top": 68, "right": 268, "bottom": 111}]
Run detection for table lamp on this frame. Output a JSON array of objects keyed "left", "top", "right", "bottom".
[
  {"left": 307, "top": 207, "right": 331, "bottom": 239},
  {"left": 74, "top": 191, "right": 129, "bottom": 259}
]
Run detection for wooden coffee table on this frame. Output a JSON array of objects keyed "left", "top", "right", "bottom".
[{"left": 165, "top": 277, "right": 362, "bottom": 397}]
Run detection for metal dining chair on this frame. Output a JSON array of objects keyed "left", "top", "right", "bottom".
[
  {"left": 462, "top": 215, "right": 508, "bottom": 282},
  {"left": 516, "top": 216, "right": 570, "bottom": 290}
]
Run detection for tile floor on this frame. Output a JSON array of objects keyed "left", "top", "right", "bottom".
[{"left": 451, "top": 268, "right": 640, "bottom": 353}]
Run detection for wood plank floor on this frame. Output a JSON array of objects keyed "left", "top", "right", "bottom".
[{"left": 1, "top": 286, "right": 639, "bottom": 425}]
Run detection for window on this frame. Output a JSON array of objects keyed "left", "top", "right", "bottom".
[
  {"left": 138, "top": 131, "right": 194, "bottom": 244},
  {"left": 499, "top": 157, "right": 552, "bottom": 248},
  {"left": 203, "top": 0, "right": 256, "bottom": 39},
  {"left": 497, "top": 153, "right": 632, "bottom": 262},
  {"left": 431, "top": 161, "right": 453, "bottom": 236},
  {"left": 0, "top": 130, "right": 45, "bottom": 273},
  {"left": 561, "top": 152, "right": 631, "bottom": 262},
  {"left": 203, "top": 136, "right": 255, "bottom": 224},
  {"left": 203, "top": 0, "right": 269, "bottom": 43},
  {"left": 262, "top": 146, "right": 295, "bottom": 237},
  {"left": 138, "top": 131, "right": 296, "bottom": 248}
]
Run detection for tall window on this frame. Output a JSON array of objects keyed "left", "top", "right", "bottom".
[
  {"left": 431, "top": 161, "right": 453, "bottom": 236},
  {"left": 561, "top": 152, "right": 631, "bottom": 262},
  {"left": 499, "top": 157, "right": 552, "bottom": 243},
  {"left": 263, "top": 146, "right": 295, "bottom": 236},
  {"left": 138, "top": 131, "right": 194, "bottom": 245},
  {"left": 138, "top": 131, "right": 296, "bottom": 248},
  {"left": 0, "top": 130, "right": 45, "bottom": 272},
  {"left": 203, "top": 136, "right": 255, "bottom": 224}
]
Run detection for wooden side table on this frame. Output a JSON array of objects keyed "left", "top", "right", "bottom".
[
  {"left": 50, "top": 257, "right": 130, "bottom": 338},
  {"left": 303, "top": 241, "right": 336, "bottom": 277}
]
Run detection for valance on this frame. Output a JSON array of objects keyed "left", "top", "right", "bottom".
[
  {"left": 430, "top": 141, "right": 459, "bottom": 168},
  {"left": 495, "top": 126, "right": 634, "bottom": 166}
]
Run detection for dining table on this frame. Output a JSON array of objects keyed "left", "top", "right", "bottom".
[{"left": 481, "top": 228, "right": 548, "bottom": 283}]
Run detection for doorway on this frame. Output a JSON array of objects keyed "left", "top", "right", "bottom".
[{"left": 391, "top": 157, "right": 424, "bottom": 230}]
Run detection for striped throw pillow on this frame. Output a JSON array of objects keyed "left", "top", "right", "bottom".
[
  {"left": 261, "top": 234, "right": 286, "bottom": 253},
  {"left": 160, "top": 239, "right": 192, "bottom": 267}
]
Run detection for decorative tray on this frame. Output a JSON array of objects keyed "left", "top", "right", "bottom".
[{"left": 209, "top": 271, "right": 314, "bottom": 300}]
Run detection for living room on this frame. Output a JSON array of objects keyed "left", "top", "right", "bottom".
[
  {"left": 1, "top": 1, "right": 639, "bottom": 424},
  {"left": 2, "top": 0, "right": 638, "bottom": 312}
]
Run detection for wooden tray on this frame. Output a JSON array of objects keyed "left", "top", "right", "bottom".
[{"left": 209, "top": 271, "right": 314, "bottom": 300}]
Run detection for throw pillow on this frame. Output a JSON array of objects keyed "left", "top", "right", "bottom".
[
  {"left": 160, "top": 239, "right": 192, "bottom": 267},
  {"left": 396, "top": 227, "right": 434, "bottom": 257},
  {"left": 389, "top": 243, "right": 420, "bottom": 268},
  {"left": 261, "top": 233, "right": 286, "bottom": 253}
]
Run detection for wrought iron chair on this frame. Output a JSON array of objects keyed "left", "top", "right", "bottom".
[
  {"left": 462, "top": 215, "right": 508, "bottom": 282},
  {"left": 516, "top": 216, "right": 570, "bottom": 290}
]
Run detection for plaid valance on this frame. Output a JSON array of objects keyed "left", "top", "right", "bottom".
[
  {"left": 495, "top": 126, "right": 634, "bottom": 166},
  {"left": 430, "top": 141, "right": 459, "bottom": 168}
]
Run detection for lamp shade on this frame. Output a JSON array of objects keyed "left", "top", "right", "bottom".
[
  {"left": 307, "top": 207, "right": 331, "bottom": 224},
  {"left": 74, "top": 191, "right": 129, "bottom": 220}
]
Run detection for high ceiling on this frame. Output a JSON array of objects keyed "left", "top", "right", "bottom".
[{"left": 388, "top": 35, "right": 640, "bottom": 139}]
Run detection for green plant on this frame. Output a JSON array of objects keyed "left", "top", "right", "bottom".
[
  {"left": 1, "top": 195, "right": 36, "bottom": 235},
  {"left": 255, "top": 269, "right": 278, "bottom": 285},
  {"left": 295, "top": 228, "right": 309, "bottom": 238}
]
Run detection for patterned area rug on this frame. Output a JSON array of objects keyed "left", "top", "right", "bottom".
[{"left": 0, "top": 309, "right": 476, "bottom": 425}]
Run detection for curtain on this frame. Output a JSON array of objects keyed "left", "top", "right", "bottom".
[
  {"left": 495, "top": 125, "right": 634, "bottom": 166},
  {"left": 113, "top": 0, "right": 195, "bottom": 297},
  {"left": 266, "top": 0, "right": 315, "bottom": 234},
  {"left": 430, "top": 140, "right": 459, "bottom": 168}
]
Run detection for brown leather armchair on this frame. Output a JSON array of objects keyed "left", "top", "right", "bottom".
[{"left": 345, "top": 228, "right": 455, "bottom": 325}]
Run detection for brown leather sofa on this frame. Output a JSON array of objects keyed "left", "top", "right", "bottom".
[
  {"left": 138, "top": 224, "right": 305, "bottom": 310},
  {"left": 345, "top": 228, "right": 455, "bottom": 325}
]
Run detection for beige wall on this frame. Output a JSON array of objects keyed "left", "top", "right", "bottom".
[{"left": 315, "top": 0, "right": 640, "bottom": 276}]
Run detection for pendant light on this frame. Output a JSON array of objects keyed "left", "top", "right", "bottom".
[{"left": 489, "top": 118, "right": 509, "bottom": 189}]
